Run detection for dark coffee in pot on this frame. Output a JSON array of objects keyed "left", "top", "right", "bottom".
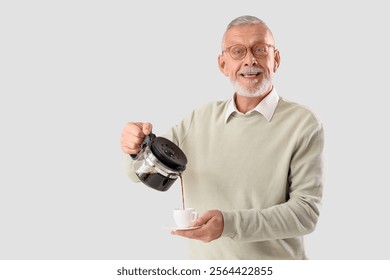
[{"left": 137, "top": 172, "right": 177, "bottom": 192}]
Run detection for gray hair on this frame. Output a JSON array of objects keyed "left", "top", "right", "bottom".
[{"left": 226, "top": 15, "right": 267, "bottom": 30}]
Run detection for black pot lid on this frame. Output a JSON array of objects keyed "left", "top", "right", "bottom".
[{"left": 150, "top": 137, "right": 187, "bottom": 172}]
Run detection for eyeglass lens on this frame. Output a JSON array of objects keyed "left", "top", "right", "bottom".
[{"left": 229, "top": 43, "right": 269, "bottom": 60}]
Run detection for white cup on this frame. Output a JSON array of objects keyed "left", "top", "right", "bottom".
[{"left": 173, "top": 208, "right": 198, "bottom": 228}]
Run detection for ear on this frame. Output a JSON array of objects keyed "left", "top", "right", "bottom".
[
  {"left": 273, "top": 49, "right": 281, "bottom": 73},
  {"left": 218, "top": 55, "right": 229, "bottom": 76}
]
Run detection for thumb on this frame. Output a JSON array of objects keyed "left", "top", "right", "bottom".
[
  {"left": 191, "top": 211, "right": 213, "bottom": 227},
  {"left": 142, "top": 122, "right": 153, "bottom": 135}
]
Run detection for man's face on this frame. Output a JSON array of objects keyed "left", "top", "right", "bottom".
[{"left": 218, "top": 23, "right": 280, "bottom": 96}]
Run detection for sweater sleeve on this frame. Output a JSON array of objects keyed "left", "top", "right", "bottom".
[
  {"left": 122, "top": 153, "right": 141, "bottom": 183},
  {"left": 222, "top": 122, "right": 325, "bottom": 242}
]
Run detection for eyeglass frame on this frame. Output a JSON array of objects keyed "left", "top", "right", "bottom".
[{"left": 222, "top": 42, "right": 276, "bottom": 60}]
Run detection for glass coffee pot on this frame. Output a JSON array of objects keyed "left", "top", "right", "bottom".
[{"left": 131, "top": 133, "right": 187, "bottom": 191}]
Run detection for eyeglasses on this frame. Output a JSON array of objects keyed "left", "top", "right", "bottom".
[{"left": 222, "top": 43, "right": 275, "bottom": 60}]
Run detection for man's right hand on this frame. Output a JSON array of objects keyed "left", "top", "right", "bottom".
[{"left": 120, "top": 122, "right": 153, "bottom": 155}]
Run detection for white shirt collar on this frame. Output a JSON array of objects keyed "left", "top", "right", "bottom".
[{"left": 224, "top": 88, "right": 280, "bottom": 123}]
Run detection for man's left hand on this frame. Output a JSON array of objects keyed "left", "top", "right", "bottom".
[{"left": 171, "top": 210, "right": 224, "bottom": 243}]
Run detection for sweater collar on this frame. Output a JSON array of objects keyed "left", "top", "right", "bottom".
[{"left": 224, "top": 87, "right": 280, "bottom": 123}]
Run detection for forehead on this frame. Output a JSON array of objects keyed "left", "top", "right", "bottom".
[{"left": 223, "top": 23, "right": 274, "bottom": 47}]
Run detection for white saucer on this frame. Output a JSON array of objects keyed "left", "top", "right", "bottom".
[{"left": 164, "top": 225, "right": 201, "bottom": 231}]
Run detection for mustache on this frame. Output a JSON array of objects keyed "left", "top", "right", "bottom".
[{"left": 238, "top": 67, "right": 264, "bottom": 75}]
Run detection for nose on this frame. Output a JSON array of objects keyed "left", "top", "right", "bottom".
[
  {"left": 244, "top": 49, "right": 258, "bottom": 66},
  {"left": 244, "top": 58, "right": 258, "bottom": 67}
]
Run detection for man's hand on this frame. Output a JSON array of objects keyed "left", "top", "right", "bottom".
[
  {"left": 120, "top": 122, "right": 153, "bottom": 154},
  {"left": 171, "top": 210, "right": 224, "bottom": 243}
]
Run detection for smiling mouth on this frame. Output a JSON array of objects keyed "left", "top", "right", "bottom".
[
  {"left": 239, "top": 67, "right": 263, "bottom": 78},
  {"left": 241, "top": 72, "right": 261, "bottom": 78}
]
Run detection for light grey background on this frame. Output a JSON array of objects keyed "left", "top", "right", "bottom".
[{"left": 1, "top": 0, "right": 389, "bottom": 259}]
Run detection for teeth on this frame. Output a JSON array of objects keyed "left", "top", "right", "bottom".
[
  {"left": 239, "top": 67, "right": 263, "bottom": 76},
  {"left": 243, "top": 73, "right": 259, "bottom": 77}
]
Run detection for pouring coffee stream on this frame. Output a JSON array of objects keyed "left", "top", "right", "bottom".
[
  {"left": 131, "top": 132, "right": 188, "bottom": 208},
  {"left": 180, "top": 175, "right": 185, "bottom": 210}
]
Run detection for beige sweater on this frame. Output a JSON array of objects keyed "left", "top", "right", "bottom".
[{"left": 125, "top": 97, "right": 324, "bottom": 259}]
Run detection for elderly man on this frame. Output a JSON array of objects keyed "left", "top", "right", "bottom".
[{"left": 121, "top": 15, "right": 324, "bottom": 259}]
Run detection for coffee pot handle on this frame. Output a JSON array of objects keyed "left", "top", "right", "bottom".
[{"left": 130, "top": 132, "right": 156, "bottom": 159}]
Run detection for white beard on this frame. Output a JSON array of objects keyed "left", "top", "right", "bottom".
[{"left": 231, "top": 76, "right": 272, "bottom": 98}]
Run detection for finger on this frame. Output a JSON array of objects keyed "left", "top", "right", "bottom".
[
  {"left": 172, "top": 226, "right": 217, "bottom": 243},
  {"left": 127, "top": 122, "right": 147, "bottom": 139},
  {"left": 120, "top": 122, "right": 147, "bottom": 152},
  {"left": 191, "top": 217, "right": 206, "bottom": 227},
  {"left": 120, "top": 132, "right": 143, "bottom": 154},
  {"left": 171, "top": 210, "right": 224, "bottom": 243},
  {"left": 171, "top": 227, "right": 204, "bottom": 239},
  {"left": 121, "top": 142, "right": 142, "bottom": 154},
  {"left": 191, "top": 211, "right": 214, "bottom": 227},
  {"left": 142, "top": 122, "right": 153, "bottom": 135}
]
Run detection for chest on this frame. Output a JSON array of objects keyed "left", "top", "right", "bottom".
[{"left": 180, "top": 118, "right": 296, "bottom": 210}]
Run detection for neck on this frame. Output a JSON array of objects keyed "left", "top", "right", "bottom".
[{"left": 235, "top": 86, "right": 273, "bottom": 114}]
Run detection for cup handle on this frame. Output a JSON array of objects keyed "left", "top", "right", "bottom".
[{"left": 191, "top": 212, "right": 199, "bottom": 222}]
